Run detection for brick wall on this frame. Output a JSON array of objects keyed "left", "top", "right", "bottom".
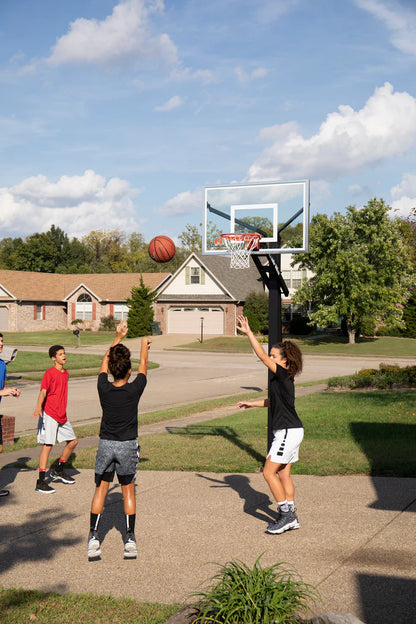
[
  {"left": 0, "top": 415, "right": 15, "bottom": 446},
  {"left": 16, "top": 302, "right": 67, "bottom": 331}
]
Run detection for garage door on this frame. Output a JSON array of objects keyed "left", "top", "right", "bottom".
[
  {"left": 168, "top": 307, "right": 224, "bottom": 334},
  {"left": 0, "top": 306, "right": 9, "bottom": 332}
]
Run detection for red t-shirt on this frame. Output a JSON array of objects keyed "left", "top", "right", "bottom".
[{"left": 41, "top": 366, "right": 69, "bottom": 424}]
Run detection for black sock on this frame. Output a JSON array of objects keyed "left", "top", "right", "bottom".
[
  {"left": 90, "top": 513, "right": 101, "bottom": 532},
  {"left": 39, "top": 470, "right": 46, "bottom": 481},
  {"left": 58, "top": 459, "right": 66, "bottom": 470},
  {"left": 125, "top": 514, "right": 136, "bottom": 533}
]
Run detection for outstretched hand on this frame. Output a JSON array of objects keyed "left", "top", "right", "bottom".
[
  {"left": 115, "top": 322, "right": 128, "bottom": 339},
  {"left": 142, "top": 337, "right": 152, "bottom": 350},
  {"left": 236, "top": 314, "right": 251, "bottom": 335}
]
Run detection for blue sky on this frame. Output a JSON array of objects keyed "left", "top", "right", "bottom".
[{"left": 1, "top": 0, "right": 416, "bottom": 243}]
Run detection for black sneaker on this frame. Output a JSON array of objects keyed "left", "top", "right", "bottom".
[
  {"left": 87, "top": 530, "right": 101, "bottom": 559},
  {"left": 267, "top": 510, "right": 300, "bottom": 534},
  {"left": 0, "top": 489, "right": 10, "bottom": 497},
  {"left": 124, "top": 529, "right": 137, "bottom": 558},
  {"left": 50, "top": 468, "right": 75, "bottom": 484},
  {"left": 35, "top": 479, "right": 56, "bottom": 494}
]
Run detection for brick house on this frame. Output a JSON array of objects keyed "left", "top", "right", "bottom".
[{"left": 0, "top": 270, "right": 170, "bottom": 332}]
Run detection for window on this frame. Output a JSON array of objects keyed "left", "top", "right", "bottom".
[
  {"left": 291, "top": 271, "right": 303, "bottom": 289},
  {"left": 114, "top": 304, "right": 129, "bottom": 320},
  {"left": 35, "top": 305, "right": 43, "bottom": 320},
  {"left": 76, "top": 293, "right": 92, "bottom": 320},
  {"left": 191, "top": 267, "right": 200, "bottom": 284}
]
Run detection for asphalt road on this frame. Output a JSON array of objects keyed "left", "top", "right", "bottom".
[{"left": 3, "top": 349, "right": 414, "bottom": 436}]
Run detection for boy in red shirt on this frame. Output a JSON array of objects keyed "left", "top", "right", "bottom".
[{"left": 32, "top": 345, "right": 78, "bottom": 494}]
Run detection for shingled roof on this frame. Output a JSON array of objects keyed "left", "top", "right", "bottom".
[
  {"left": 0, "top": 270, "right": 170, "bottom": 302},
  {"left": 195, "top": 253, "right": 264, "bottom": 300}
]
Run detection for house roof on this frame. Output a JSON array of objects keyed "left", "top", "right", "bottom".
[
  {"left": 0, "top": 270, "right": 170, "bottom": 302},
  {"left": 195, "top": 253, "right": 264, "bottom": 300}
]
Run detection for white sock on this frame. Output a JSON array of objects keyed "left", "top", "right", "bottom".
[
  {"left": 287, "top": 500, "right": 294, "bottom": 511},
  {"left": 278, "top": 500, "right": 289, "bottom": 513}
]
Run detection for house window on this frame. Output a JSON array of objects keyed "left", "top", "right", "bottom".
[
  {"left": 76, "top": 293, "right": 92, "bottom": 320},
  {"left": 191, "top": 267, "right": 200, "bottom": 284},
  {"left": 114, "top": 304, "right": 129, "bottom": 320},
  {"left": 291, "top": 271, "right": 303, "bottom": 289},
  {"left": 35, "top": 305, "right": 43, "bottom": 320}
]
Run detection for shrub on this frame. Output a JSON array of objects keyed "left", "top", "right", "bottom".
[
  {"left": 71, "top": 319, "right": 83, "bottom": 325},
  {"left": 244, "top": 292, "right": 269, "bottom": 335},
  {"left": 99, "top": 315, "right": 117, "bottom": 331},
  {"left": 359, "top": 316, "right": 376, "bottom": 337},
  {"left": 191, "top": 556, "right": 318, "bottom": 624},
  {"left": 328, "top": 363, "right": 416, "bottom": 390}
]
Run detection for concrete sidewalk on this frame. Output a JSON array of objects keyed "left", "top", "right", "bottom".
[{"left": 0, "top": 467, "right": 415, "bottom": 624}]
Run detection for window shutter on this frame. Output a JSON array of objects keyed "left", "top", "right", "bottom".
[
  {"left": 185, "top": 266, "right": 190, "bottom": 285},
  {"left": 200, "top": 268, "right": 205, "bottom": 285},
  {"left": 72, "top": 303, "right": 76, "bottom": 319},
  {"left": 42, "top": 305, "right": 46, "bottom": 320},
  {"left": 33, "top": 305, "right": 37, "bottom": 320},
  {"left": 92, "top": 302, "right": 96, "bottom": 320},
  {"left": 110, "top": 304, "right": 114, "bottom": 316}
]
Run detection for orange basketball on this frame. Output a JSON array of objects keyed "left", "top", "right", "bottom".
[{"left": 148, "top": 235, "right": 176, "bottom": 263}]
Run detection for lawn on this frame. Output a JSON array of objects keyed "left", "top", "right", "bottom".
[
  {"left": 0, "top": 588, "right": 180, "bottom": 624},
  {"left": 178, "top": 334, "right": 416, "bottom": 357},
  {"left": 2, "top": 330, "right": 117, "bottom": 347},
  {"left": 70, "top": 389, "right": 416, "bottom": 477}
]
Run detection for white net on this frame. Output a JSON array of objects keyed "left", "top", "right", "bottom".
[{"left": 215, "top": 233, "right": 261, "bottom": 269}]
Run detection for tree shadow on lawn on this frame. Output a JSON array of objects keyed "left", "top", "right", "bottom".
[
  {"left": 350, "top": 422, "right": 416, "bottom": 511},
  {"left": 167, "top": 425, "right": 278, "bottom": 525}
]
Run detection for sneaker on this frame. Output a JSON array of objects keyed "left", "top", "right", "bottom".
[
  {"left": 267, "top": 510, "right": 300, "bottom": 534},
  {"left": 35, "top": 479, "right": 56, "bottom": 494},
  {"left": 124, "top": 530, "right": 137, "bottom": 558},
  {"left": 87, "top": 530, "right": 101, "bottom": 559},
  {"left": 0, "top": 489, "right": 10, "bottom": 497},
  {"left": 50, "top": 468, "right": 75, "bottom": 484}
]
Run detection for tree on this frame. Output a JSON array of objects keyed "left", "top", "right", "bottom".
[
  {"left": 244, "top": 291, "right": 269, "bottom": 334},
  {"left": 178, "top": 223, "right": 202, "bottom": 253},
  {"left": 126, "top": 277, "right": 156, "bottom": 337},
  {"left": 294, "top": 198, "right": 415, "bottom": 344}
]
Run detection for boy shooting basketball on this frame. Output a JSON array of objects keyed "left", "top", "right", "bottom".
[
  {"left": 236, "top": 315, "right": 304, "bottom": 534},
  {"left": 88, "top": 322, "right": 151, "bottom": 560}
]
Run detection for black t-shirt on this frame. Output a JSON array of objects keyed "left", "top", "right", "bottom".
[
  {"left": 269, "top": 364, "right": 303, "bottom": 431},
  {"left": 97, "top": 372, "right": 147, "bottom": 441}
]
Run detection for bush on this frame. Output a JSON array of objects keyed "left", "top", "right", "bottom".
[
  {"left": 99, "top": 315, "right": 117, "bottom": 331},
  {"left": 328, "top": 363, "right": 416, "bottom": 390},
  {"left": 191, "top": 556, "right": 317, "bottom": 624},
  {"left": 71, "top": 319, "right": 83, "bottom": 325},
  {"left": 244, "top": 292, "right": 269, "bottom": 335},
  {"left": 359, "top": 316, "right": 376, "bottom": 337}
]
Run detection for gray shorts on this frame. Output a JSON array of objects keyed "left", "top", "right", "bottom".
[
  {"left": 37, "top": 412, "right": 76, "bottom": 445},
  {"left": 94, "top": 439, "right": 139, "bottom": 486}
]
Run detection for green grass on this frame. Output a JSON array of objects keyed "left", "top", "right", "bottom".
[
  {"left": 7, "top": 352, "right": 104, "bottom": 373},
  {"left": 70, "top": 389, "right": 416, "bottom": 477},
  {"left": 3, "top": 330, "right": 118, "bottom": 347},
  {"left": 0, "top": 588, "right": 180, "bottom": 624},
  {"left": 178, "top": 334, "right": 416, "bottom": 357}
]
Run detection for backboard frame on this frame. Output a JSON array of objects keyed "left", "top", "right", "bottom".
[{"left": 203, "top": 180, "right": 310, "bottom": 255}]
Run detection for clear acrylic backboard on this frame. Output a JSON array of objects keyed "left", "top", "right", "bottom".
[{"left": 203, "top": 180, "right": 309, "bottom": 255}]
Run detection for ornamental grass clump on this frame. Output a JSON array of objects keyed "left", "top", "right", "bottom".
[{"left": 191, "top": 556, "right": 318, "bottom": 624}]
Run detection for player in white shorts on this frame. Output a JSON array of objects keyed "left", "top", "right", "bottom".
[{"left": 237, "top": 315, "right": 304, "bottom": 535}]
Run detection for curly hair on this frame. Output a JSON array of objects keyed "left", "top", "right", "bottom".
[
  {"left": 273, "top": 340, "right": 303, "bottom": 378},
  {"left": 108, "top": 344, "right": 131, "bottom": 380}
]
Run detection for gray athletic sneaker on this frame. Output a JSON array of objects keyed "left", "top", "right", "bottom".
[
  {"left": 124, "top": 530, "right": 137, "bottom": 558},
  {"left": 87, "top": 530, "right": 101, "bottom": 558},
  {"left": 267, "top": 510, "right": 300, "bottom": 534}
]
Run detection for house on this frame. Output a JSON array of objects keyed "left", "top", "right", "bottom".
[
  {"left": 154, "top": 253, "right": 265, "bottom": 336},
  {"left": 0, "top": 270, "right": 170, "bottom": 332}
]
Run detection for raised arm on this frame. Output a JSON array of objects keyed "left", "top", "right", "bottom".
[
  {"left": 99, "top": 322, "right": 129, "bottom": 374},
  {"left": 236, "top": 315, "right": 277, "bottom": 374},
  {"left": 138, "top": 337, "right": 152, "bottom": 376}
]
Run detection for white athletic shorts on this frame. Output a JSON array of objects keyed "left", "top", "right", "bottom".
[
  {"left": 37, "top": 412, "right": 76, "bottom": 445},
  {"left": 267, "top": 427, "right": 304, "bottom": 464}
]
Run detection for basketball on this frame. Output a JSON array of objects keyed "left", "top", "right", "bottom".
[{"left": 148, "top": 235, "right": 176, "bottom": 263}]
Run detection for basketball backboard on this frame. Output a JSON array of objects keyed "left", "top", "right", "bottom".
[{"left": 203, "top": 180, "right": 309, "bottom": 255}]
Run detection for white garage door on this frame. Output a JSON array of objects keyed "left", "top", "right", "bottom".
[
  {"left": 0, "top": 306, "right": 9, "bottom": 332},
  {"left": 168, "top": 306, "right": 224, "bottom": 334}
]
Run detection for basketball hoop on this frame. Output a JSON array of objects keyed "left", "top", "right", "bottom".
[{"left": 214, "top": 233, "right": 261, "bottom": 269}]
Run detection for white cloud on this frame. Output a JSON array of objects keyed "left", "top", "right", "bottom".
[
  {"left": 390, "top": 173, "right": 416, "bottom": 218},
  {"left": 155, "top": 95, "right": 183, "bottom": 112},
  {"left": 354, "top": 0, "right": 416, "bottom": 57},
  {"left": 0, "top": 170, "right": 141, "bottom": 238},
  {"left": 42, "top": 0, "right": 178, "bottom": 68},
  {"left": 171, "top": 66, "right": 218, "bottom": 84},
  {"left": 246, "top": 83, "right": 416, "bottom": 182},
  {"left": 159, "top": 188, "right": 202, "bottom": 215},
  {"left": 235, "top": 66, "right": 268, "bottom": 83}
]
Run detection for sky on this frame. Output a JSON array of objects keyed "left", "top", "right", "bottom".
[{"left": 1, "top": 0, "right": 416, "bottom": 244}]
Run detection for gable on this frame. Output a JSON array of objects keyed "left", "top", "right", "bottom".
[{"left": 161, "top": 256, "right": 229, "bottom": 297}]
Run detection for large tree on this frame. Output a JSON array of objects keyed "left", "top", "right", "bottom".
[
  {"left": 294, "top": 198, "right": 415, "bottom": 344},
  {"left": 126, "top": 277, "right": 157, "bottom": 337}
]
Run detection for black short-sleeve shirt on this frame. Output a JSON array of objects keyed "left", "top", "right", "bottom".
[
  {"left": 269, "top": 364, "right": 303, "bottom": 431},
  {"left": 97, "top": 372, "right": 147, "bottom": 441}
]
